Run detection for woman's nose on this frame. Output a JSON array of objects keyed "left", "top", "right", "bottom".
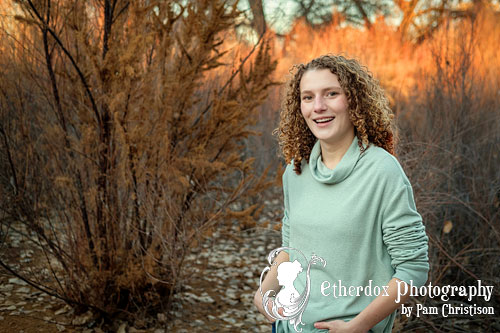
[{"left": 313, "top": 96, "right": 326, "bottom": 111}]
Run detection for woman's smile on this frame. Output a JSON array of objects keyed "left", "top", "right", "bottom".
[{"left": 313, "top": 116, "right": 335, "bottom": 127}]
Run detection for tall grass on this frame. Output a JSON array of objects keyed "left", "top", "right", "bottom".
[{"left": 396, "top": 11, "right": 500, "bottom": 330}]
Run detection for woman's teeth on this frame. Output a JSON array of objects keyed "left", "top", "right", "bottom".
[{"left": 314, "top": 117, "right": 334, "bottom": 123}]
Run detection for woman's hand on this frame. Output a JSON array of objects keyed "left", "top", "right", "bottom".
[
  {"left": 253, "top": 290, "right": 276, "bottom": 323},
  {"left": 314, "top": 320, "right": 368, "bottom": 333},
  {"left": 253, "top": 251, "right": 289, "bottom": 323},
  {"left": 314, "top": 278, "right": 409, "bottom": 333}
]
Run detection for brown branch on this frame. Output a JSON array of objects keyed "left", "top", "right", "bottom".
[
  {"left": 0, "top": 258, "right": 106, "bottom": 315},
  {"left": 42, "top": 0, "right": 66, "bottom": 133},
  {"left": 352, "top": 0, "right": 372, "bottom": 30},
  {"left": 191, "top": 28, "right": 267, "bottom": 128},
  {"left": 24, "top": 0, "right": 101, "bottom": 127},
  {"left": 38, "top": 0, "right": 97, "bottom": 266},
  {"left": 112, "top": 2, "right": 130, "bottom": 25},
  {"left": 427, "top": 232, "right": 480, "bottom": 280},
  {"left": 0, "top": 124, "right": 18, "bottom": 195}
]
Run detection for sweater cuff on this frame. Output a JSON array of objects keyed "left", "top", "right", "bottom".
[{"left": 392, "top": 263, "right": 429, "bottom": 287}]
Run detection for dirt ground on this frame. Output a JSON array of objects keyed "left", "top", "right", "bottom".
[{"left": 0, "top": 201, "right": 283, "bottom": 333}]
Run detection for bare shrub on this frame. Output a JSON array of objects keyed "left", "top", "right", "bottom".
[{"left": 0, "top": 0, "right": 276, "bottom": 324}]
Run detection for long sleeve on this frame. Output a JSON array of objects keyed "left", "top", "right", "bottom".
[{"left": 382, "top": 182, "right": 429, "bottom": 287}]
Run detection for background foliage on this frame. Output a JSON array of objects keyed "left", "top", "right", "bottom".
[{"left": 0, "top": 0, "right": 499, "bottom": 331}]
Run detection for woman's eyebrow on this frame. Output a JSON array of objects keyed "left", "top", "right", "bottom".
[{"left": 300, "top": 86, "right": 342, "bottom": 94}]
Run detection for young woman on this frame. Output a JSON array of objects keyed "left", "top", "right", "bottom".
[{"left": 254, "top": 54, "right": 429, "bottom": 333}]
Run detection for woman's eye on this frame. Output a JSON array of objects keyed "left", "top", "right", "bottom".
[
  {"left": 302, "top": 95, "right": 312, "bottom": 101},
  {"left": 327, "top": 91, "right": 338, "bottom": 97}
]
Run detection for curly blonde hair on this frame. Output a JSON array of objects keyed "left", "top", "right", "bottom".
[{"left": 273, "top": 54, "right": 396, "bottom": 175}]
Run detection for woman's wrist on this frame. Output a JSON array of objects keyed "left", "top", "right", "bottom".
[{"left": 347, "top": 316, "right": 370, "bottom": 333}]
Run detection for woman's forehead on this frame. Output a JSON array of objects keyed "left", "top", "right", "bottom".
[{"left": 300, "top": 69, "right": 341, "bottom": 91}]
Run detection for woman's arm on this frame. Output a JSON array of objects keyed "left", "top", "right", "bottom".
[
  {"left": 314, "top": 278, "right": 410, "bottom": 333},
  {"left": 315, "top": 176, "right": 428, "bottom": 332},
  {"left": 253, "top": 250, "right": 289, "bottom": 323}
]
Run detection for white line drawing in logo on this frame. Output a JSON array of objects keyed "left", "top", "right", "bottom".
[
  {"left": 259, "top": 247, "right": 326, "bottom": 332},
  {"left": 276, "top": 260, "right": 302, "bottom": 315}
]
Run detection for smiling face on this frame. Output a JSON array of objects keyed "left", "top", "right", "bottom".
[{"left": 299, "top": 68, "right": 354, "bottom": 146}]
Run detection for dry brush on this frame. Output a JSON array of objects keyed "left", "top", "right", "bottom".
[{"left": 0, "top": 0, "right": 276, "bottom": 323}]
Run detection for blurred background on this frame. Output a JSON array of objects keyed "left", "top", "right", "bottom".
[{"left": 0, "top": 0, "right": 499, "bottom": 332}]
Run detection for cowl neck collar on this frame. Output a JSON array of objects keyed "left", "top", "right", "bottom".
[{"left": 309, "top": 136, "right": 366, "bottom": 185}]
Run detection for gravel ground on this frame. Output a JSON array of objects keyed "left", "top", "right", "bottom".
[
  {"left": 0, "top": 194, "right": 284, "bottom": 333},
  {"left": 167, "top": 224, "right": 282, "bottom": 332}
]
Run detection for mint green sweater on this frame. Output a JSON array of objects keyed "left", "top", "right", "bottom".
[{"left": 276, "top": 136, "right": 429, "bottom": 333}]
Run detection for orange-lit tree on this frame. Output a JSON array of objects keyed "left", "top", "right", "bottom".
[{"left": 0, "top": 0, "right": 275, "bottom": 322}]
